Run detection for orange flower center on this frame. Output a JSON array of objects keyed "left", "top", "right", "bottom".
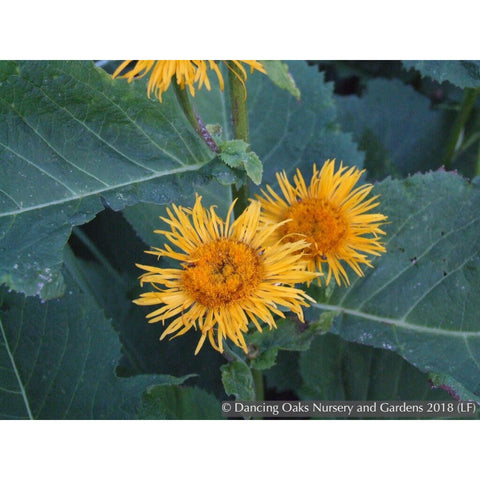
[
  {"left": 182, "top": 239, "right": 263, "bottom": 308},
  {"left": 280, "top": 198, "right": 349, "bottom": 258}
]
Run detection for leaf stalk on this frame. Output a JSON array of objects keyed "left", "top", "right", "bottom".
[
  {"left": 444, "top": 87, "right": 479, "bottom": 169},
  {"left": 173, "top": 81, "right": 220, "bottom": 154}
]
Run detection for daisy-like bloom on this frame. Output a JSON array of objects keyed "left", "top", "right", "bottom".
[
  {"left": 257, "top": 160, "right": 388, "bottom": 286},
  {"left": 133, "top": 196, "right": 318, "bottom": 355},
  {"left": 113, "top": 60, "right": 265, "bottom": 101}
]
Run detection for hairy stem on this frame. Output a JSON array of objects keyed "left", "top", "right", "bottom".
[
  {"left": 227, "top": 61, "right": 251, "bottom": 218},
  {"left": 173, "top": 81, "right": 220, "bottom": 153}
]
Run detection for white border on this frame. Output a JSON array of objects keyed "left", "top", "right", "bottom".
[
  {"left": 4, "top": 1, "right": 479, "bottom": 59},
  {"left": 1, "top": 420, "right": 477, "bottom": 479}
]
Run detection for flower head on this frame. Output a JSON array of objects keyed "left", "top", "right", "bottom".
[
  {"left": 134, "top": 196, "right": 317, "bottom": 354},
  {"left": 113, "top": 60, "right": 265, "bottom": 101},
  {"left": 257, "top": 160, "right": 388, "bottom": 286}
]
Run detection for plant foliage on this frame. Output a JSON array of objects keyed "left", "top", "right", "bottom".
[{"left": 1, "top": 60, "right": 479, "bottom": 419}]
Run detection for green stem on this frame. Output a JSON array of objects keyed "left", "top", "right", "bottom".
[
  {"left": 252, "top": 368, "right": 265, "bottom": 402},
  {"left": 475, "top": 139, "right": 480, "bottom": 178},
  {"left": 227, "top": 63, "right": 250, "bottom": 144},
  {"left": 173, "top": 81, "right": 219, "bottom": 154},
  {"left": 227, "top": 61, "right": 251, "bottom": 218},
  {"left": 231, "top": 183, "right": 250, "bottom": 219},
  {"left": 444, "top": 87, "right": 479, "bottom": 169}
]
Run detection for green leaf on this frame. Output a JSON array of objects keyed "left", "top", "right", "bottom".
[
  {"left": 299, "top": 334, "right": 347, "bottom": 400},
  {"left": 243, "top": 151, "right": 263, "bottom": 185},
  {"left": 403, "top": 60, "right": 480, "bottom": 89},
  {"left": 209, "top": 161, "right": 243, "bottom": 187},
  {"left": 245, "top": 316, "right": 328, "bottom": 371},
  {"left": 249, "top": 347, "right": 279, "bottom": 371},
  {"left": 0, "top": 60, "right": 213, "bottom": 299},
  {"left": 221, "top": 361, "right": 255, "bottom": 401},
  {"left": 264, "top": 350, "right": 302, "bottom": 393},
  {"left": 298, "top": 334, "right": 460, "bottom": 417},
  {"left": 218, "top": 139, "right": 263, "bottom": 185},
  {"left": 218, "top": 139, "right": 250, "bottom": 168},
  {"left": 312, "top": 171, "right": 480, "bottom": 398},
  {"left": 336, "top": 78, "right": 452, "bottom": 178},
  {"left": 262, "top": 60, "right": 301, "bottom": 100},
  {"left": 0, "top": 265, "right": 191, "bottom": 419},
  {"left": 137, "top": 385, "right": 222, "bottom": 420}
]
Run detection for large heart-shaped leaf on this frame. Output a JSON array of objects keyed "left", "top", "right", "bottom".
[
  {"left": 311, "top": 170, "right": 480, "bottom": 398},
  {"left": 0, "top": 60, "right": 213, "bottom": 299},
  {"left": 0, "top": 254, "right": 193, "bottom": 419}
]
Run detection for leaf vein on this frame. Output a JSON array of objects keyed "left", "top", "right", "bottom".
[
  {"left": 339, "top": 198, "right": 436, "bottom": 305},
  {"left": 0, "top": 188, "right": 22, "bottom": 209},
  {"left": 0, "top": 318, "right": 34, "bottom": 419},
  {"left": 1, "top": 97, "right": 110, "bottom": 188},
  {"left": 35, "top": 302, "right": 69, "bottom": 418},
  {"left": 52, "top": 64, "right": 192, "bottom": 168},
  {"left": 62, "top": 322, "right": 92, "bottom": 419},
  {"left": 16, "top": 73, "right": 164, "bottom": 176},
  {"left": 24, "top": 304, "right": 47, "bottom": 389},
  {"left": 0, "top": 139, "right": 77, "bottom": 196},
  {"left": 0, "top": 385, "right": 22, "bottom": 394},
  {"left": 354, "top": 209, "right": 480, "bottom": 311},
  {"left": 0, "top": 163, "right": 205, "bottom": 218},
  {"left": 313, "top": 302, "right": 480, "bottom": 338},
  {"left": 0, "top": 213, "right": 17, "bottom": 241}
]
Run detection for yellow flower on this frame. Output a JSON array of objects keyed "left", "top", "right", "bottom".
[
  {"left": 113, "top": 60, "right": 265, "bottom": 101},
  {"left": 133, "top": 196, "right": 318, "bottom": 354},
  {"left": 257, "top": 160, "right": 388, "bottom": 286}
]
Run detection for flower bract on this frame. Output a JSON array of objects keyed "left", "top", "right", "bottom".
[
  {"left": 113, "top": 60, "right": 265, "bottom": 101},
  {"left": 133, "top": 196, "right": 317, "bottom": 354},
  {"left": 257, "top": 160, "right": 388, "bottom": 286}
]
